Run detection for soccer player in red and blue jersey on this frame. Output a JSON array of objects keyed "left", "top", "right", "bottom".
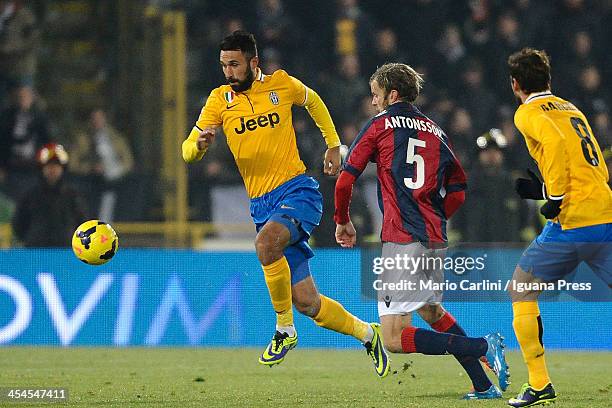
[{"left": 334, "top": 63, "right": 510, "bottom": 399}]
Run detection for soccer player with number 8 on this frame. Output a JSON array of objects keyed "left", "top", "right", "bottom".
[{"left": 508, "top": 48, "right": 612, "bottom": 407}]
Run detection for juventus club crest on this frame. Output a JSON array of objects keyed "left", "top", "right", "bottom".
[{"left": 269, "top": 91, "right": 279, "bottom": 105}]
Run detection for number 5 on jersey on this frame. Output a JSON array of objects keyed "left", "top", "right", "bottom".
[{"left": 405, "top": 138, "right": 426, "bottom": 189}]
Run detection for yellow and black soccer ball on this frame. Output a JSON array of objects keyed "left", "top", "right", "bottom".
[{"left": 72, "top": 220, "right": 119, "bottom": 265}]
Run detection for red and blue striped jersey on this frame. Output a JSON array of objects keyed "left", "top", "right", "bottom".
[{"left": 335, "top": 102, "right": 467, "bottom": 246}]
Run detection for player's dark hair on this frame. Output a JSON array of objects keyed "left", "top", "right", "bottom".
[
  {"left": 220, "top": 30, "right": 258, "bottom": 60},
  {"left": 370, "top": 63, "right": 423, "bottom": 102},
  {"left": 508, "top": 48, "right": 551, "bottom": 93}
]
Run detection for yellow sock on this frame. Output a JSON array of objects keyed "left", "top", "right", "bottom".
[
  {"left": 313, "top": 295, "right": 369, "bottom": 341},
  {"left": 262, "top": 257, "right": 293, "bottom": 327},
  {"left": 513, "top": 301, "right": 550, "bottom": 389}
]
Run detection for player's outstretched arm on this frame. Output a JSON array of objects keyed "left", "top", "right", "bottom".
[
  {"left": 183, "top": 90, "right": 222, "bottom": 163},
  {"left": 302, "top": 88, "right": 341, "bottom": 149},
  {"left": 287, "top": 73, "right": 341, "bottom": 173},
  {"left": 182, "top": 127, "right": 216, "bottom": 163},
  {"left": 300, "top": 87, "right": 343, "bottom": 175}
]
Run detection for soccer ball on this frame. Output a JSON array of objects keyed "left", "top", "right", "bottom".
[{"left": 72, "top": 220, "right": 119, "bottom": 265}]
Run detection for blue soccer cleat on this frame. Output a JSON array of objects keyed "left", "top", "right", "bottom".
[
  {"left": 364, "top": 323, "right": 390, "bottom": 378},
  {"left": 484, "top": 332, "right": 511, "bottom": 391},
  {"left": 463, "top": 385, "right": 503, "bottom": 400},
  {"left": 508, "top": 383, "right": 557, "bottom": 407},
  {"left": 258, "top": 330, "right": 298, "bottom": 366}
]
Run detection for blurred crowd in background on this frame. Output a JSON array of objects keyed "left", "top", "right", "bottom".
[{"left": 0, "top": 0, "right": 611, "bottom": 247}]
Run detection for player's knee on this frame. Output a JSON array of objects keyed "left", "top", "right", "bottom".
[
  {"left": 255, "top": 231, "right": 284, "bottom": 265},
  {"left": 510, "top": 289, "right": 539, "bottom": 303},
  {"left": 508, "top": 265, "right": 542, "bottom": 302},
  {"left": 293, "top": 292, "right": 320, "bottom": 317},
  {"left": 507, "top": 279, "right": 519, "bottom": 301},
  {"left": 508, "top": 280, "right": 539, "bottom": 302},
  {"left": 508, "top": 288, "right": 522, "bottom": 303},
  {"left": 508, "top": 278, "right": 521, "bottom": 301},
  {"left": 294, "top": 299, "right": 318, "bottom": 317}
]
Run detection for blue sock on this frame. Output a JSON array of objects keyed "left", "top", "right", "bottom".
[
  {"left": 431, "top": 313, "right": 493, "bottom": 392},
  {"left": 402, "top": 326, "right": 488, "bottom": 357}
]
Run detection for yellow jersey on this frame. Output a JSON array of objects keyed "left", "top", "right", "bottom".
[
  {"left": 182, "top": 68, "right": 340, "bottom": 198},
  {"left": 514, "top": 91, "right": 612, "bottom": 229}
]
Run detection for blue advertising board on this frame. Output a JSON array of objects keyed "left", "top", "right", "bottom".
[{"left": 0, "top": 249, "right": 610, "bottom": 349}]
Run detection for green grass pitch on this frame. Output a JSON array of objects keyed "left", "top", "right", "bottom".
[{"left": 0, "top": 348, "right": 610, "bottom": 407}]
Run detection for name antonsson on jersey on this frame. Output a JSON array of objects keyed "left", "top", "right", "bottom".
[
  {"left": 235, "top": 112, "right": 280, "bottom": 134},
  {"left": 384, "top": 116, "right": 443, "bottom": 137}
]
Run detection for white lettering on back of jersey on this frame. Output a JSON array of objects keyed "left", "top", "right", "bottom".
[
  {"left": 391, "top": 116, "right": 402, "bottom": 128},
  {"left": 384, "top": 115, "right": 443, "bottom": 137}
]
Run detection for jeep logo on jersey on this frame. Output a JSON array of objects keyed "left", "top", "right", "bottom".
[
  {"left": 269, "top": 91, "right": 279, "bottom": 105},
  {"left": 234, "top": 112, "right": 280, "bottom": 134}
]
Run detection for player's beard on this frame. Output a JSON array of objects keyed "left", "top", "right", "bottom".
[{"left": 228, "top": 68, "right": 255, "bottom": 93}]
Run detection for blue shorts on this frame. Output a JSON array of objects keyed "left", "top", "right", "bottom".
[
  {"left": 518, "top": 221, "right": 612, "bottom": 285},
  {"left": 250, "top": 175, "right": 323, "bottom": 285}
]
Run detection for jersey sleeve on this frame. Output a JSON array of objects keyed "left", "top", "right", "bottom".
[
  {"left": 286, "top": 73, "right": 308, "bottom": 106},
  {"left": 443, "top": 155, "right": 467, "bottom": 218},
  {"left": 196, "top": 89, "right": 223, "bottom": 129},
  {"left": 343, "top": 119, "right": 379, "bottom": 177},
  {"left": 533, "top": 114, "right": 568, "bottom": 199},
  {"left": 182, "top": 89, "right": 223, "bottom": 163},
  {"left": 513, "top": 108, "right": 530, "bottom": 143},
  {"left": 284, "top": 71, "right": 341, "bottom": 148},
  {"left": 516, "top": 109, "right": 568, "bottom": 199},
  {"left": 445, "top": 154, "right": 467, "bottom": 193},
  {"left": 334, "top": 169, "right": 357, "bottom": 225}
]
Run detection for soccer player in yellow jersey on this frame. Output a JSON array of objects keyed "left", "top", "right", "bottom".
[
  {"left": 182, "top": 31, "right": 389, "bottom": 376},
  {"left": 507, "top": 48, "right": 612, "bottom": 407}
]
